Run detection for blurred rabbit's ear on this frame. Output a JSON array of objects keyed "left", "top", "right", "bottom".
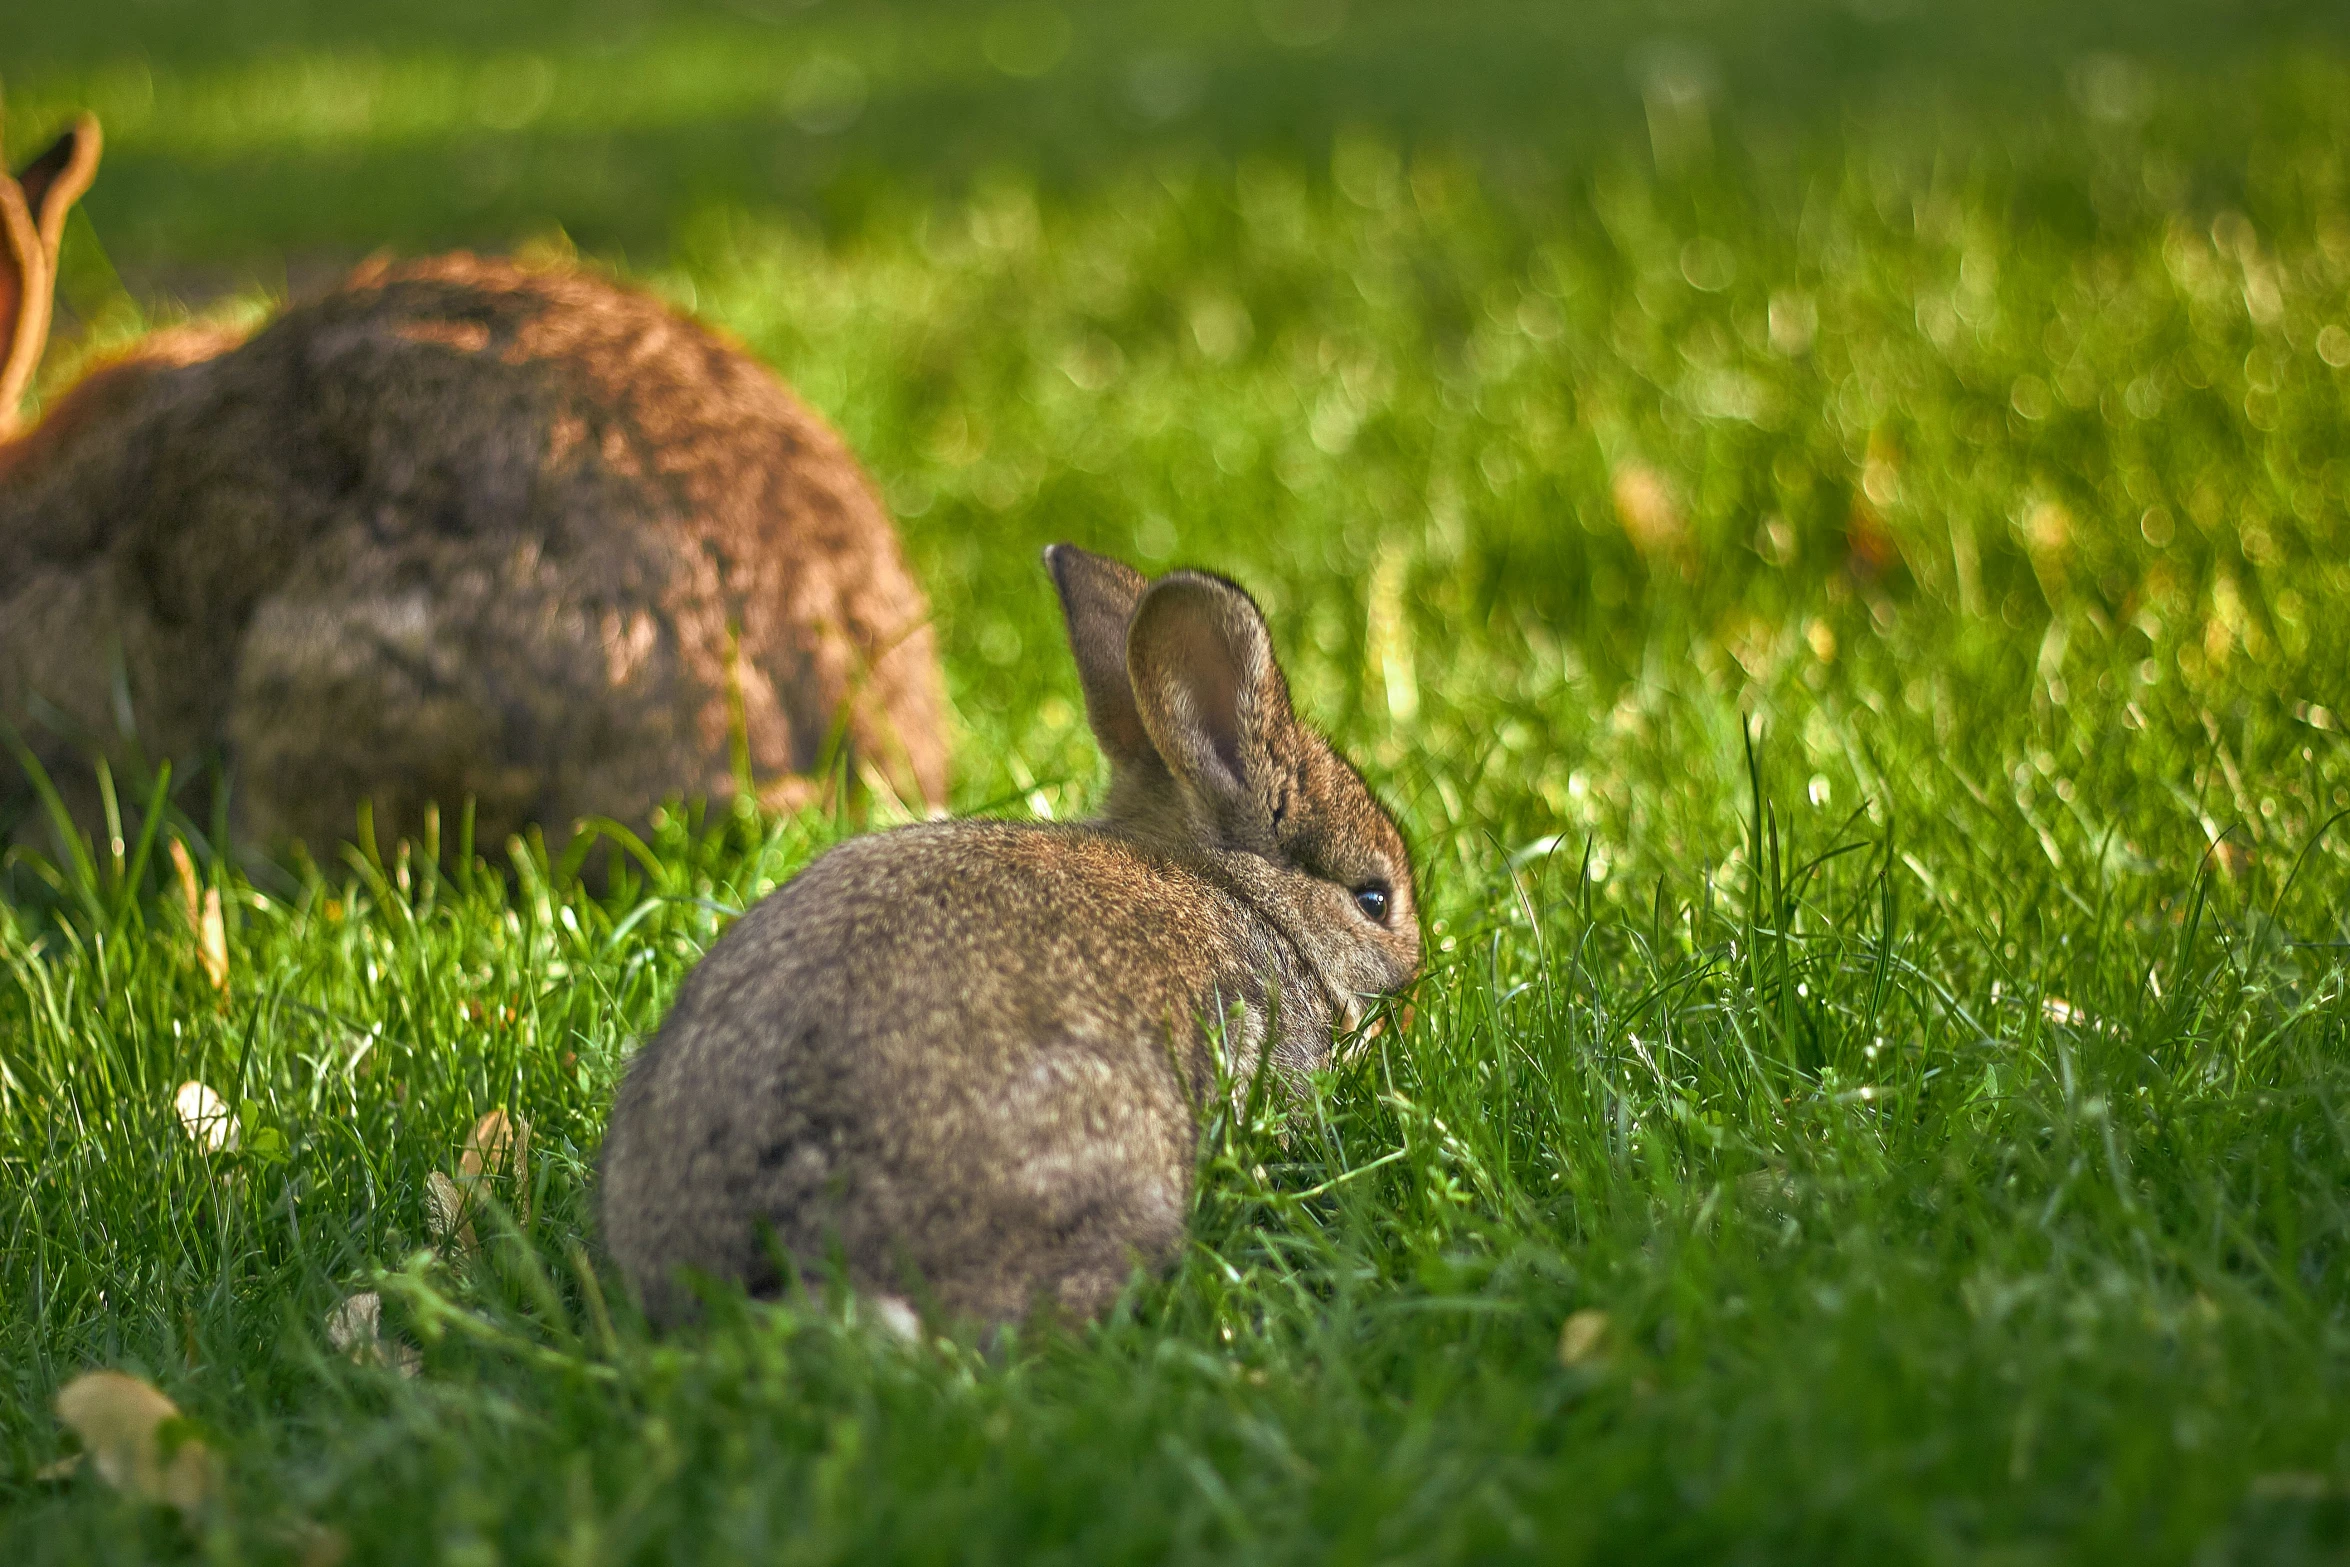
[
  {"left": 1125, "top": 569, "right": 1294, "bottom": 845},
  {"left": 18, "top": 115, "right": 102, "bottom": 267},
  {"left": 1046, "top": 543, "right": 1167, "bottom": 786},
  {"left": 1, "top": 114, "right": 101, "bottom": 435}
]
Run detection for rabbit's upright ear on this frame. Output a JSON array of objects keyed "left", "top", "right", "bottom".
[
  {"left": 16, "top": 116, "right": 101, "bottom": 266},
  {"left": 1046, "top": 544, "right": 1167, "bottom": 786},
  {"left": 0, "top": 114, "right": 102, "bottom": 435},
  {"left": 1125, "top": 570, "right": 1293, "bottom": 846}
]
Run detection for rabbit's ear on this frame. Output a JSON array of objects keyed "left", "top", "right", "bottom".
[
  {"left": 17, "top": 116, "right": 102, "bottom": 270},
  {"left": 1125, "top": 570, "right": 1292, "bottom": 842},
  {"left": 1046, "top": 544, "right": 1166, "bottom": 783},
  {"left": 0, "top": 115, "right": 101, "bottom": 435}
]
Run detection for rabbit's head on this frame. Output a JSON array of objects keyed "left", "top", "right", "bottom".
[
  {"left": 1047, "top": 544, "right": 1421, "bottom": 1028},
  {"left": 1, "top": 113, "right": 101, "bottom": 441}
]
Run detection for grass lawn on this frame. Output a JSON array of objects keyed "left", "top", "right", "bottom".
[{"left": 8, "top": 1, "right": 2350, "bottom": 1561}]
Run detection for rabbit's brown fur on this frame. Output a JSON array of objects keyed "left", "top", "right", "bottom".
[
  {"left": 0, "top": 116, "right": 946, "bottom": 854},
  {"left": 599, "top": 546, "right": 1420, "bottom": 1327}
]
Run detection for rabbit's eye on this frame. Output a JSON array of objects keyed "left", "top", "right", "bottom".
[{"left": 1353, "top": 882, "right": 1390, "bottom": 923}]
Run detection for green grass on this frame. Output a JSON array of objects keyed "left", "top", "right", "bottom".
[{"left": 8, "top": 1, "right": 2350, "bottom": 1561}]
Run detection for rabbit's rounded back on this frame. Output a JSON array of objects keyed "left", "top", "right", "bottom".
[
  {"left": 599, "top": 545, "right": 1417, "bottom": 1326},
  {"left": 1, "top": 118, "right": 946, "bottom": 854}
]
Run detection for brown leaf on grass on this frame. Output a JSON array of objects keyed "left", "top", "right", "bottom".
[
  {"left": 461, "top": 1109, "right": 529, "bottom": 1186},
  {"left": 426, "top": 1112, "right": 535, "bottom": 1253},
  {"left": 461, "top": 1109, "right": 533, "bottom": 1228},
  {"left": 53, "top": 1370, "right": 221, "bottom": 1519}
]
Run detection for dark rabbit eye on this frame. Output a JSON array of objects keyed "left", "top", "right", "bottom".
[{"left": 1354, "top": 882, "right": 1390, "bottom": 922}]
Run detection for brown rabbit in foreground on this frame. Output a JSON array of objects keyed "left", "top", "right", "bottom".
[
  {"left": 599, "top": 545, "right": 1421, "bottom": 1327},
  {"left": 0, "top": 114, "right": 947, "bottom": 857}
]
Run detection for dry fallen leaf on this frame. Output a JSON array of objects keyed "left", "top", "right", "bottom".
[
  {"left": 424, "top": 1170, "right": 472, "bottom": 1248},
  {"left": 461, "top": 1109, "right": 529, "bottom": 1187},
  {"left": 325, "top": 1291, "right": 420, "bottom": 1377},
  {"left": 174, "top": 1081, "right": 239, "bottom": 1154},
  {"left": 460, "top": 1108, "right": 533, "bottom": 1229},
  {"left": 169, "top": 839, "right": 203, "bottom": 931},
  {"left": 198, "top": 888, "right": 230, "bottom": 993},
  {"left": 426, "top": 1111, "right": 535, "bottom": 1253},
  {"left": 170, "top": 840, "right": 230, "bottom": 993},
  {"left": 1558, "top": 1309, "right": 1612, "bottom": 1368},
  {"left": 53, "top": 1370, "right": 220, "bottom": 1519},
  {"left": 324, "top": 1290, "right": 380, "bottom": 1355}
]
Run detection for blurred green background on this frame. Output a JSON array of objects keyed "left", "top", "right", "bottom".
[
  {"left": 10, "top": 0, "right": 2350, "bottom": 271},
  {"left": 14, "top": 0, "right": 2349, "bottom": 767}
]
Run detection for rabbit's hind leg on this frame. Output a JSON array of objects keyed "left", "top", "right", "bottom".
[{"left": 861, "top": 1039, "right": 1196, "bottom": 1328}]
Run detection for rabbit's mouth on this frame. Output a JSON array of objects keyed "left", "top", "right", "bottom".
[
  {"left": 1332, "top": 988, "right": 1414, "bottom": 1062},
  {"left": 1331, "top": 990, "right": 1368, "bottom": 1035}
]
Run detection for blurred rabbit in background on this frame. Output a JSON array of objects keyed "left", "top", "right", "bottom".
[{"left": 0, "top": 112, "right": 948, "bottom": 862}]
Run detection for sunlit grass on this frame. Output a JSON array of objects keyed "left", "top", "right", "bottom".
[{"left": 6, "top": 2, "right": 2350, "bottom": 1562}]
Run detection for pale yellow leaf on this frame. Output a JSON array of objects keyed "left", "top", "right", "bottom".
[
  {"left": 1558, "top": 1309, "right": 1611, "bottom": 1367},
  {"left": 53, "top": 1370, "right": 220, "bottom": 1518},
  {"left": 170, "top": 840, "right": 230, "bottom": 993},
  {"left": 173, "top": 1081, "right": 239, "bottom": 1154},
  {"left": 1611, "top": 463, "right": 1687, "bottom": 563},
  {"left": 169, "top": 839, "right": 203, "bottom": 932},
  {"left": 198, "top": 887, "right": 230, "bottom": 993},
  {"left": 1364, "top": 539, "right": 1418, "bottom": 725}
]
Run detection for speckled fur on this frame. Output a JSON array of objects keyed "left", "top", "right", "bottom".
[
  {"left": 599, "top": 546, "right": 1421, "bottom": 1326},
  {"left": 0, "top": 118, "right": 945, "bottom": 854}
]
